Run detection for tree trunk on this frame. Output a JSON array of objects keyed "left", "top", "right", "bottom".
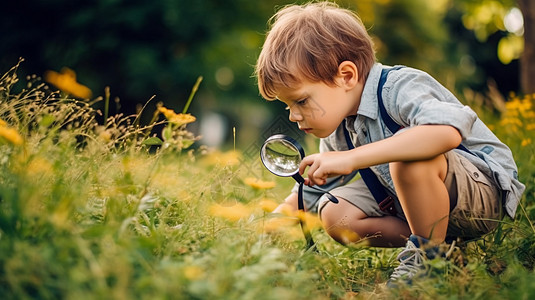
[{"left": 518, "top": 0, "right": 535, "bottom": 94}]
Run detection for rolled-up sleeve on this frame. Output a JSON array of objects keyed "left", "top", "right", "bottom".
[{"left": 384, "top": 69, "right": 478, "bottom": 139}]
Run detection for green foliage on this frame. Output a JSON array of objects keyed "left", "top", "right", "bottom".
[{"left": 0, "top": 63, "right": 534, "bottom": 300}]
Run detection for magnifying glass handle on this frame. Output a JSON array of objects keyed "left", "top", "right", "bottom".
[
  {"left": 292, "top": 173, "right": 339, "bottom": 204},
  {"left": 321, "top": 191, "right": 339, "bottom": 204},
  {"left": 292, "top": 173, "right": 305, "bottom": 184}
]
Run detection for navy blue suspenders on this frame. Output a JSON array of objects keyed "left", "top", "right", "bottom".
[{"left": 341, "top": 66, "right": 403, "bottom": 215}]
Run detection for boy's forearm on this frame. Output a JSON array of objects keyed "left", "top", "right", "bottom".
[{"left": 348, "top": 125, "right": 462, "bottom": 170}]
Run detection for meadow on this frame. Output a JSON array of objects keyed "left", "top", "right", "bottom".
[{"left": 0, "top": 61, "right": 534, "bottom": 300}]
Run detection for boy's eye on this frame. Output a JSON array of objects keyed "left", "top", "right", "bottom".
[
  {"left": 295, "top": 98, "right": 308, "bottom": 106},
  {"left": 284, "top": 98, "right": 308, "bottom": 111}
]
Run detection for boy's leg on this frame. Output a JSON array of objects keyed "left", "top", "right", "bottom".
[
  {"left": 318, "top": 178, "right": 410, "bottom": 247},
  {"left": 389, "top": 154, "right": 450, "bottom": 244},
  {"left": 445, "top": 152, "right": 503, "bottom": 238},
  {"left": 321, "top": 199, "right": 410, "bottom": 247}
]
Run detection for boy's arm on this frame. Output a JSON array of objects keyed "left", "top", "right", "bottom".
[{"left": 300, "top": 124, "right": 462, "bottom": 186}]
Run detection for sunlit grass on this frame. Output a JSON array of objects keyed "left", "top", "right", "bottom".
[{"left": 0, "top": 61, "right": 534, "bottom": 299}]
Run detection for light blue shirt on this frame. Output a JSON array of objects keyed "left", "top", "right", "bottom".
[{"left": 309, "top": 63, "right": 525, "bottom": 218}]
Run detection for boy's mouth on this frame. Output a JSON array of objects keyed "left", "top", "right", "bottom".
[{"left": 299, "top": 127, "right": 312, "bottom": 133}]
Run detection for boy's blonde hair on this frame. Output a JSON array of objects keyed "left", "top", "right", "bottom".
[{"left": 255, "top": 2, "right": 375, "bottom": 100}]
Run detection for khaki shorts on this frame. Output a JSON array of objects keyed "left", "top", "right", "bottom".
[{"left": 318, "top": 151, "right": 503, "bottom": 239}]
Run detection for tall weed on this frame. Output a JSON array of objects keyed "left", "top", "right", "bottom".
[{"left": 0, "top": 61, "right": 534, "bottom": 299}]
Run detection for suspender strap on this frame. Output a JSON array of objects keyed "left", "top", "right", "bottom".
[
  {"left": 378, "top": 66, "right": 404, "bottom": 133},
  {"left": 342, "top": 119, "right": 397, "bottom": 215},
  {"left": 341, "top": 66, "right": 403, "bottom": 215}
]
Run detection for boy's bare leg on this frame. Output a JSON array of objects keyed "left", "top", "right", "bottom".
[
  {"left": 390, "top": 154, "right": 450, "bottom": 244},
  {"left": 321, "top": 199, "right": 410, "bottom": 247},
  {"left": 272, "top": 192, "right": 299, "bottom": 215}
]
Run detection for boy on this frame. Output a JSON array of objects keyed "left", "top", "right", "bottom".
[{"left": 254, "top": 2, "right": 525, "bottom": 285}]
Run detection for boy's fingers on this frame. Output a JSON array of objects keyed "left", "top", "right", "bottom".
[
  {"left": 300, "top": 154, "right": 327, "bottom": 186},
  {"left": 299, "top": 155, "right": 313, "bottom": 175}
]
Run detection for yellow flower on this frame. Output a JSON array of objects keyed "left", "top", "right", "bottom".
[
  {"left": 44, "top": 67, "right": 92, "bottom": 99},
  {"left": 169, "top": 113, "right": 196, "bottom": 126},
  {"left": 499, "top": 117, "right": 522, "bottom": 127},
  {"left": 183, "top": 266, "right": 204, "bottom": 280},
  {"left": 521, "top": 138, "right": 532, "bottom": 147},
  {"left": 295, "top": 210, "right": 322, "bottom": 230},
  {"left": 158, "top": 106, "right": 196, "bottom": 126},
  {"left": 244, "top": 177, "right": 276, "bottom": 190},
  {"left": 259, "top": 198, "right": 279, "bottom": 213},
  {"left": 201, "top": 150, "right": 242, "bottom": 167},
  {"left": 263, "top": 216, "right": 299, "bottom": 233},
  {"left": 27, "top": 157, "right": 53, "bottom": 175},
  {"left": 98, "top": 130, "right": 112, "bottom": 142},
  {"left": 209, "top": 203, "right": 251, "bottom": 222},
  {"left": 0, "top": 119, "right": 6, "bottom": 127},
  {"left": 0, "top": 126, "right": 23, "bottom": 145},
  {"left": 336, "top": 228, "right": 362, "bottom": 245}
]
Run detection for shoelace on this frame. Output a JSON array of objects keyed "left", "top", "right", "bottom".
[{"left": 390, "top": 240, "right": 426, "bottom": 281}]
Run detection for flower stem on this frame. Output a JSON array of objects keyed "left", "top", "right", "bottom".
[
  {"left": 182, "top": 76, "right": 203, "bottom": 114},
  {"left": 104, "top": 87, "right": 110, "bottom": 124}
]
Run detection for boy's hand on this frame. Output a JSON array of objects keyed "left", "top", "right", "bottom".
[{"left": 299, "top": 152, "right": 355, "bottom": 186}]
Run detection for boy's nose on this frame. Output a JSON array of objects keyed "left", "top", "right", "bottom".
[{"left": 288, "top": 109, "right": 303, "bottom": 122}]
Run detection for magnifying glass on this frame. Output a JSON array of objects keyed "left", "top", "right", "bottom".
[{"left": 260, "top": 134, "right": 339, "bottom": 204}]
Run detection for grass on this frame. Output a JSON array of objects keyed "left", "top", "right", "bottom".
[{"left": 0, "top": 61, "right": 534, "bottom": 300}]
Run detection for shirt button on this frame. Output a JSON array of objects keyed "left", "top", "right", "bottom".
[{"left": 473, "top": 172, "right": 479, "bottom": 178}]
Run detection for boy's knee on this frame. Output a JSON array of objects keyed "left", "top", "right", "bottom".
[
  {"left": 389, "top": 155, "right": 447, "bottom": 183},
  {"left": 320, "top": 200, "right": 367, "bottom": 245}
]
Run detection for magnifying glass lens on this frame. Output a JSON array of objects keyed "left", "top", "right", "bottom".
[{"left": 262, "top": 139, "right": 301, "bottom": 176}]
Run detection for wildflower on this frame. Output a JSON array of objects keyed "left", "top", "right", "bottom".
[
  {"left": 44, "top": 67, "right": 92, "bottom": 99},
  {"left": 27, "top": 157, "right": 53, "bottom": 175},
  {"left": 98, "top": 130, "right": 112, "bottom": 142},
  {"left": 521, "top": 138, "right": 532, "bottom": 147},
  {"left": 336, "top": 228, "right": 361, "bottom": 245},
  {"left": 295, "top": 210, "right": 322, "bottom": 230},
  {"left": 259, "top": 198, "right": 279, "bottom": 213},
  {"left": 244, "top": 177, "right": 276, "bottom": 190},
  {"left": 499, "top": 117, "right": 522, "bottom": 128},
  {"left": 183, "top": 266, "right": 204, "bottom": 280},
  {"left": 263, "top": 216, "right": 299, "bottom": 232},
  {"left": 0, "top": 126, "right": 23, "bottom": 145},
  {"left": 209, "top": 203, "right": 251, "bottom": 222},
  {"left": 158, "top": 106, "right": 196, "bottom": 126},
  {"left": 201, "top": 150, "right": 242, "bottom": 166}
]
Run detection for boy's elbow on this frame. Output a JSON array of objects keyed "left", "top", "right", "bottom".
[{"left": 447, "top": 126, "right": 463, "bottom": 149}]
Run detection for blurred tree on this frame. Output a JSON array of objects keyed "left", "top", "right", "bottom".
[
  {"left": 518, "top": 0, "right": 534, "bottom": 94},
  {"left": 457, "top": 0, "right": 532, "bottom": 94},
  {"left": 339, "top": 0, "right": 508, "bottom": 95},
  {"left": 0, "top": 0, "right": 286, "bottom": 117}
]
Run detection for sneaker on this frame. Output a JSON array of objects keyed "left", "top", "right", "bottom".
[{"left": 387, "top": 235, "right": 433, "bottom": 288}]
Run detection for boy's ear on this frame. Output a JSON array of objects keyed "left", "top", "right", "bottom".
[{"left": 337, "top": 61, "right": 359, "bottom": 89}]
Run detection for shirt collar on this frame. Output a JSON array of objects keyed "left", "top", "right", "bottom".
[{"left": 356, "top": 62, "right": 383, "bottom": 120}]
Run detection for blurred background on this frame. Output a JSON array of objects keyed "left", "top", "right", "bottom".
[{"left": 0, "top": 0, "right": 530, "bottom": 151}]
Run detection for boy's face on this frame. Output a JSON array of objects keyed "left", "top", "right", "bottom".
[{"left": 276, "top": 78, "right": 359, "bottom": 138}]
